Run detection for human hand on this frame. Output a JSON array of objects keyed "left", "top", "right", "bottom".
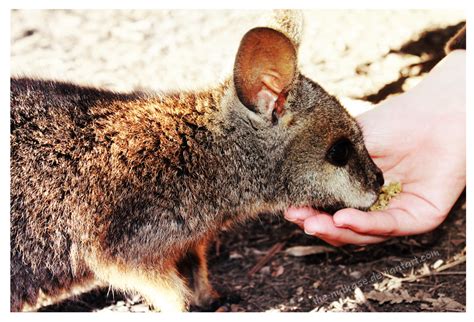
[{"left": 285, "top": 51, "right": 466, "bottom": 246}]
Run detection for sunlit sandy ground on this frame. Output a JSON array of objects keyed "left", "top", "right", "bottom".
[{"left": 11, "top": 10, "right": 463, "bottom": 96}]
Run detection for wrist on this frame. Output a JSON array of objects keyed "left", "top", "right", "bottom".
[{"left": 411, "top": 50, "right": 466, "bottom": 116}]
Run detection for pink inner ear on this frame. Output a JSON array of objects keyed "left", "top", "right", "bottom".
[
  {"left": 275, "top": 91, "right": 287, "bottom": 116},
  {"left": 254, "top": 72, "right": 288, "bottom": 116},
  {"left": 255, "top": 87, "right": 278, "bottom": 115},
  {"left": 254, "top": 86, "right": 288, "bottom": 118}
]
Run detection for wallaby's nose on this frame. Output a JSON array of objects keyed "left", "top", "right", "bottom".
[{"left": 376, "top": 170, "right": 385, "bottom": 188}]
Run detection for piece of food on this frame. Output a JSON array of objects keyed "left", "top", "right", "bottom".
[{"left": 369, "top": 181, "right": 402, "bottom": 211}]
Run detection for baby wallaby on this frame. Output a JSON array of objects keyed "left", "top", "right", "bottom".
[{"left": 10, "top": 11, "right": 384, "bottom": 312}]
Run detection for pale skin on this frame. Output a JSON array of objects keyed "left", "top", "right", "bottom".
[{"left": 285, "top": 50, "right": 466, "bottom": 246}]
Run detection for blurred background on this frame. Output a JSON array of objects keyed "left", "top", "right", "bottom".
[{"left": 10, "top": 10, "right": 466, "bottom": 312}]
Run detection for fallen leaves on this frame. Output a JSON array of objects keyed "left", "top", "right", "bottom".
[
  {"left": 421, "top": 296, "right": 465, "bottom": 311},
  {"left": 312, "top": 287, "right": 367, "bottom": 312},
  {"left": 376, "top": 247, "right": 466, "bottom": 290},
  {"left": 312, "top": 247, "right": 466, "bottom": 312},
  {"left": 366, "top": 289, "right": 465, "bottom": 311},
  {"left": 272, "top": 265, "right": 285, "bottom": 277},
  {"left": 366, "top": 289, "right": 422, "bottom": 304}
]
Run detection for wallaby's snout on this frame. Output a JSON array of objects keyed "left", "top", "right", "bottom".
[
  {"left": 372, "top": 165, "right": 385, "bottom": 191},
  {"left": 268, "top": 71, "right": 384, "bottom": 213},
  {"left": 323, "top": 132, "right": 385, "bottom": 210}
]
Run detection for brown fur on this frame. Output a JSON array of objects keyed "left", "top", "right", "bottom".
[{"left": 11, "top": 11, "right": 384, "bottom": 311}]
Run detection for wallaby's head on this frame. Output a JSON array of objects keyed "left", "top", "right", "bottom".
[{"left": 222, "top": 15, "right": 383, "bottom": 213}]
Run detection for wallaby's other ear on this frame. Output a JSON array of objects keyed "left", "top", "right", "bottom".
[
  {"left": 233, "top": 27, "right": 297, "bottom": 122},
  {"left": 260, "top": 9, "right": 304, "bottom": 49}
]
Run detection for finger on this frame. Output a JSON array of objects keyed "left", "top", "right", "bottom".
[
  {"left": 333, "top": 208, "right": 399, "bottom": 236},
  {"left": 333, "top": 192, "right": 442, "bottom": 236},
  {"left": 284, "top": 207, "right": 323, "bottom": 222},
  {"left": 288, "top": 214, "right": 346, "bottom": 247},
  {"left": 289, "top": 216, "right": 351, "bottom": 247},
  {"left": 303, "top": 213, "right": 389, "bottom": 246}
]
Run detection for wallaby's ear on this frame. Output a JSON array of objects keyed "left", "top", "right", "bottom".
[{"left": 233, "top": 27, "right": 297, "bottom": 123}]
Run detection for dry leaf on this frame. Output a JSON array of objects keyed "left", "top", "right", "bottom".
[
  {"left": 373, "top": 276, "right": 402, "bottom": 291},
  {"left": 366, "top": 289, "right": 420, "bottom": 304},
  {"left": 429, "top": 297, "right": 465, "bottom": 311},
  {"left": 229, "top": 251, "right": 243, "bottom": 259},
  {"left": 272, "top": 265, "right": 285, "bottom": 277},
  {"left": 260, "top": 266, "right": 271, "bottom": 275},
  {"left": 315, "top": 288, "right": 366, "bottom": 312},
  {"left": 354, "top": 287, "right": 366, "bottom": 303},
  {"left": 285, "top": 245, "right": 335, "bottom": 257},
  {"left": 365, "top": 288, "right": 464, "bottom": 311}
]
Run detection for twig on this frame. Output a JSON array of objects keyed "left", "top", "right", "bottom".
[
  {"left": 380, "top": 249, "right": 466, "bottom": 283},
  {"left": 248, "top": 241, "right": 286, "bottom": 277},
  {"left": 427, "top": 271, "right": 465, "bottom": 276},
  {"left": 435, "top": 254, "right": 466, "bottom": 273}
]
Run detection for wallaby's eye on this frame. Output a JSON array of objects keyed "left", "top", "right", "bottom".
[{"left": 326, "top": 138, "right": 352, "bottom": 167}]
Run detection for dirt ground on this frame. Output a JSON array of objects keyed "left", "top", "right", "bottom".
[{"left": 11, "top": 9, "right": 466, "bottom": 312}]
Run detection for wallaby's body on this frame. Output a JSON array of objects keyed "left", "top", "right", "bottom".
[
  {"left": 11, "top": 11, "right": 385, "bottom": 311},
  {"left": 11, "top": 79, "right": 237, "bottom": 311}
]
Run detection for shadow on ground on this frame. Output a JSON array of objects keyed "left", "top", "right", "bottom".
[{"left": 357, "top": 21, "right": 465, "bottom": 104}]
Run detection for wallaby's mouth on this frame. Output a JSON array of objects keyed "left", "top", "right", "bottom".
[{"left": 312, "top": 203, "right": 344, "bottom": 215}]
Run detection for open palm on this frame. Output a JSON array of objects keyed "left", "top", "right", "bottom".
[{"left": 285, "top": 51, "right": 466, "bottom": 246}]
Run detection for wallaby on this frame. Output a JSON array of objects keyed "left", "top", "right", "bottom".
[{"left": 10, "top": 11, "right": 385, "bottom": 312}]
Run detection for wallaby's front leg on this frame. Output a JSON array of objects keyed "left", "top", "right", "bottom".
[{"left": 177, "top": 238, "right": 219, "bottom": 309}]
